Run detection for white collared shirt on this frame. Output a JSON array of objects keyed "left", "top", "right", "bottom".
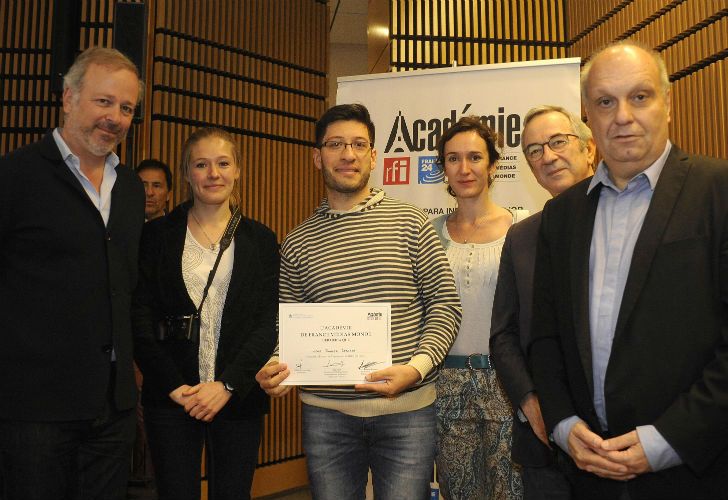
[{"left": 52, "top": 128, "right": 118, "bottom": 226}]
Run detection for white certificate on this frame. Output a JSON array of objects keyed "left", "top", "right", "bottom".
[{"left": 279, "top": 303, "right": 392, "bottom": 385}]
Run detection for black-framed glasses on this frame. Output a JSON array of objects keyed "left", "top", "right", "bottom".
[
  {"left": 319, "top": 140, "right": 372, "bottom": 155},
  {"left": 524, "top": 133, "right": 580, "bottom": 161}
]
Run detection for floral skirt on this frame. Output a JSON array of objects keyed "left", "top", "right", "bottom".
[{"left": 435, "top": 367, "right": 523, "bottom": 500}]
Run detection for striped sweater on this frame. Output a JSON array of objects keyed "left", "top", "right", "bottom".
[{"left": 279, "top": 188, "right": 462, "bottom": 414}]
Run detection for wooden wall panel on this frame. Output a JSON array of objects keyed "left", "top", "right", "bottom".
[
  {"left": 149, "top": 0, "right": 327, "bottom": 240},
  {"left": 0, "top": 0, "right": 55, "bottom": 154},
  {"left": 391, "top": 0, "right": 568, "bottom": 71},
  {"left": 391, "top": 0, "right": 726, "bottom": 159}
]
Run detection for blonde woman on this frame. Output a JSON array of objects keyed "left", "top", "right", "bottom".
[{"left": 133, "top": 128, "right": 278, "bottom": 500}]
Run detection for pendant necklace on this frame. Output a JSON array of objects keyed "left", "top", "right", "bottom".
[
  {"left": 458, "top": 213, "right": 488, "bottom": 244},
  {"left": 190, "top": 210, "right": 221, "bottom": 250}
]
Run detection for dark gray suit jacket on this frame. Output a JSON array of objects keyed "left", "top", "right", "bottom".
[
  {"left": 530, "top": 146, "right": 728, "bottom": 499},
  {"left": 0, "top": 133, "right": 145, "bottom": 420},
  {"left": 490, "top": 212, "right": 555, "bottom": 467}
]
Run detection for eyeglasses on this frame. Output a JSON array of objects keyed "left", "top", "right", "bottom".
[
  {"left": 524, "top": 134, "right": 580, "bottom": 161},
  {"left": 319, "top": 140, "right": 372, "bottom": 155}
]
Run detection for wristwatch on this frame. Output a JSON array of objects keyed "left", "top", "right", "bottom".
[{"left": 223, "top": 381, "right": 235, "bottom": 394}]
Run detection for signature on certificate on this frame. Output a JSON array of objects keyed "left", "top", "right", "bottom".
[
  {"left": 324, "top": 359, "right": 345, "bottom": 368},
  {"left": 359, "top": 360, "right": 383, "bottom": 370}
]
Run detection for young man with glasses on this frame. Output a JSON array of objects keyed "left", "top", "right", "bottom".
[
  {"left": 256, "top": 103, "right": 462, "bottom": 499},
  {"left": 490, "top": 105, "right": 595, "bottom": 499}
]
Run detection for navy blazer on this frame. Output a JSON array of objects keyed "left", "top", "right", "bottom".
[
  {"left": 132, "top": 201, "right": 279, "bottom": 418},
  {"left": 490, "top": 212, "right": 555, "bottom": 467},
  {"left": 0, "top": 133, "right": 145, "bottom": 420},
  {"left": 530, "top": 146, "right": 728, "bottom": 499}
]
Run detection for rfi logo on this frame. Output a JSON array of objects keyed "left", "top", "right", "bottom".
[
  {"left": 383, "top": 157, "right": 410, "bottom": 185},
  {"left": 418, "top": 156, "right": 443, "bottom": 184}
]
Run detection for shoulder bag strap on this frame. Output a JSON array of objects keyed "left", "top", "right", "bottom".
[{"left": 196, "top": 206, "right": 243, "bottom": 315}]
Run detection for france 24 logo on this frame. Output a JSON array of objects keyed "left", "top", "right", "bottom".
[
  {"left": 383, "top": 157, "right": 410, "bottom": 185},
  {"left": 418, "top": 156, "right": 443, "bottom": 184}
]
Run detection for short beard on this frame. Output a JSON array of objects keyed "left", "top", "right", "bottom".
[
  {"left": 66, "top": 114, "right": 126, "bottom": 158},
  {"left": 321, "top": 163, "right": 371, "bottom": 194}
]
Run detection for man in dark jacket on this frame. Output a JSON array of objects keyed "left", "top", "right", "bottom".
[
  {"left": 529, "top": 41, "right": 728, "bottom": 499},
  {"left": 0, "top": 47, "right": 145, "bottom": 500},
  {"left": 490, "top": 105, "right": 595, "bottom": 499}
]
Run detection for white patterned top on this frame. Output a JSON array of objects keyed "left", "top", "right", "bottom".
[
  {"left": 182, "top": 227, "right": 235, "bottom": 382},
  {"left": 434, "top": 209, "right": 528, "bottom": 356}
]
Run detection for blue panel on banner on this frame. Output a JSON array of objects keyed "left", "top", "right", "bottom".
[{"left": 418, "top": 156, "right": 443, "bottom": 184}]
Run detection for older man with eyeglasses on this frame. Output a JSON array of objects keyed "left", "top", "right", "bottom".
[{"left": 490, "top": 105, "right": 595, "bottom": 500}]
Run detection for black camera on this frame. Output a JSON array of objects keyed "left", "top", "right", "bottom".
[{"left": 156, "top": 315, "right": 200, "bottom": 343}]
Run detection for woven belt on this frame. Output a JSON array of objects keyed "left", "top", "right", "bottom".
[{"left": 443, "top": 353, "right": 491, "bottom": 370}]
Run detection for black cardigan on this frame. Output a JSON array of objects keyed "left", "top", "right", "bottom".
[
  {"left": 132, "top": 201, "right": 279, "bottom": 418},
  {"left": 0, "top": 133, "right": 145, "bottom": 420}
]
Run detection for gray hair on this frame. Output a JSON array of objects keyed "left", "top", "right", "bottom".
[
  {"left": 522, "top": 105, "right": 592, "bottom": 152},
  {"left": 581, "top": 40, "right": 669, "bottom": 101},
  {"left": 63, "top": 46, "right": 144, "bottom": 103}
]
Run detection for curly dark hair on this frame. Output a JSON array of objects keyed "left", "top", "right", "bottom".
[{"left": 435, "top": 115, "right": 502, "bottom": 196}]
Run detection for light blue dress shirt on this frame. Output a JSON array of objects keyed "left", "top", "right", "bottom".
[
  {"left": 553, "top": 141, "right": 682, "bottom": 471},
  {"left": 52, "top": 128, "right": 118, "bottom": 226}
]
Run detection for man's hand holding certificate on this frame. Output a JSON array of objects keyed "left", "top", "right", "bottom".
[{"left": 279, "top": 303, "right": 392, "bottom": 385}]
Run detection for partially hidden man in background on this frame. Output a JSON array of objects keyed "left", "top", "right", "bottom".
[
  {"left": 0, "top": 47, "right": 145, "bottom": 500},
  {"left": 130, "top": 158, "right": 172, "bottom": 483},
  {"left": 529, "top": 40, "right": 728, "bottom": 499},
  {"left": 490, "top": 104, "right": 596, "bottom": 500},
  {"left": 136, "top": 158, "right": 172, "bottom": 221},
  {"left": 256, "top": 103, "right": 462, "bottom": 500}
]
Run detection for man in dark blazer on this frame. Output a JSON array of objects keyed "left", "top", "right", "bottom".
[
  {"left": 490, "top": 105, "right": 595, "bottom": 499},
  {"left": 0, "top": 47, "right": 145, "bottom": 499},
  {"left": 529, "top": 41, "right": 728, "bottom": 500}
]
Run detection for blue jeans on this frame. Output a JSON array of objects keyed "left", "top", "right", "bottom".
[
  {"left": 302, "top": 403, "right": 436, "bottom": 500},
  {"left": 144, "top": 405, "right": 262, "bottom": 500}
]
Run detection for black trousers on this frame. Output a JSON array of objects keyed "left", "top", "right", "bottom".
[
  {"left": 144, "top": 405, "right": 262, "bottom": 500},
  {"left": 0, "top": 374, "right": 135, "bottom": 500},
  {"left": 521, "top": 463, "right": 572, "bottom": 500}
]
